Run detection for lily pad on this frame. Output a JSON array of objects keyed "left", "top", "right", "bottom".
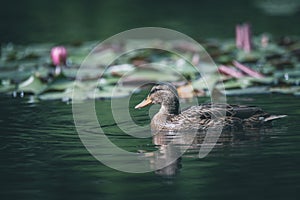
[
  {"left": 249, "top": 77, "right": 275, "bottom": 84},
  {"left": 192, "top": 73, "right": 221, "bottom": 91},
  {"left": 85, "top": 49, "right": 117, "bottom": 67},
  {"left": 38, "top": 91, "right": 70, "bottom": 101},
  {"left": 1, "top": 34, "right": 300, "bottom": 101},
  {"left": 119, "top": 68, "right": 181, "bottom": 86},
  {"left": 217, "top": 77, "right": 253, "bottom": 89},
  {"left": 236, "top": 50, "right": 261, "bottom": 62},
  {"left": 0, "top": 80, "right": 15, "bottom": 93},
  {"left": 17, "top": 75, "right": 47, "bottom": 94},
  {"left": 39, "top": 87, "right": 86, "bottom": 101},
  {"left": 43, "top": 74, "right": 74, "bottom": 92},
  {"left": 105, "top": 64, "right": 135, "bottom": 77},
  {"left": 216, "top": 54, "right": 234, "bottom": 64},
  {"left": 88, "top": 86, "right": 133, "bottom": 99},
  {"left": 0, "top": 70, "right": 33, "bottom": 82},
  {"left": 270, "top": 86, "right": 300, "bottom": 94},
  {"left": 293, "top": 91, "right": 300, "bottom": 96},
  {"left": 221, "top": 86, "right": 270, "bottom": 96}
]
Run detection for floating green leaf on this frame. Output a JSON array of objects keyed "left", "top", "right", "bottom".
[
  {"left": 18, "top": 75, "right": 47, "bottom": 94},
  {"left": 1, "top": 35, "right": 300, "bottom": 101},
  {"left": 221, "top": 86, "right": 270, "bottom": 96},
  {"left": 270, "top": 86, "right": 300, "bottom": 94},
  {"left": 43, "top": 74, "right": 74, "bottom": 92},
  {"left": 119, "top": 68, "right": 181, "bottom": 85},
  {"left": 0, "top": 80, "right": 15, "bottom": 93},
  {"left": 89, "top": 86, "right": 133, "bottom": 99}
]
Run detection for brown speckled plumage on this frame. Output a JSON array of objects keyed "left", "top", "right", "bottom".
[{"left": 135, "top": 83, "right": 286, "bottom": 133}]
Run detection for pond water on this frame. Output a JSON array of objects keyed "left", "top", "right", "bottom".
[
  {"left": 1, "top": 0, "right": 300, "bottom": 199},
  {"left": 0, "top": 93, "right": 299, "bottom": 200},
  {"left": 2, "top": 0, "right": 300, "bottom": 44}
]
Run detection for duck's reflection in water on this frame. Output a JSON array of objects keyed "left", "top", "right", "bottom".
[
  {"left": 147, "top": 131, "right": 202, "bottom": 178},
  {"left": 151, "top": 132, "right": 185, "bottom": 177},
  {"left": 144, "top": 127, "right": 285, "bottom": 177}
]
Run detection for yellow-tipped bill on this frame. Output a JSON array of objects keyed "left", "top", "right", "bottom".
[{"left": 135, "top": 97, "right": 152, "bottom": 109}]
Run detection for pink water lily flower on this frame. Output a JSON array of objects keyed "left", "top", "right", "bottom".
[
  {"left": 51, "top": 46, "right": 67, "bottom": 66},
  {"left": 50, "top": 46, "right": 67, "bottom": 76}
]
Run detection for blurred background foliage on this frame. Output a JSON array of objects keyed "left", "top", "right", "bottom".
[{"left": 1, "top": 0, "right": 300, "bottom": 44}]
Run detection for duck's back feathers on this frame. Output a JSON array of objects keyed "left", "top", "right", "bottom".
[{"left": 165, "top": 103, "right": 286, "bottom": 132}]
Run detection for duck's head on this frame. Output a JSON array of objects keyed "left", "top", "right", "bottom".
[{"left": 135, "top": 83, "right": 180, "bottom": 115}]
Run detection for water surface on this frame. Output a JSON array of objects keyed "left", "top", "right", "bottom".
[
  {"left": 2, "top": 0, "right": 300, "bottom": 44},
  {"left": 0, "top": 93, "right": 299, "bottom": 199}
]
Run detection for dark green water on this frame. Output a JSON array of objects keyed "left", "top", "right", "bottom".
[
  {"left": 0, "top": 93, "right": 299, "bottom": 200},
  {"left": 1, "top": 1, "right": 300, "bottom": 198},
  {"left": 1, "top": 0, "right": 300, "bottom": 44}
]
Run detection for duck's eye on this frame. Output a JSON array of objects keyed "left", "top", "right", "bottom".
[{"left": 150, "top": 88, "right": 162, "bottom": 95}]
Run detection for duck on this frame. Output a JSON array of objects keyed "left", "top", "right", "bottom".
[{"left": 135, "top": 83, "right": 286, "bottom": 133}]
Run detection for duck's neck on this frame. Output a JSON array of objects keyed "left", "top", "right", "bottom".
[
  {"left": 160, "top": 97, "right": 180, "bottom": 115},
  {"left": 151, "top": 97, "right": 180, "bottom": 132}
]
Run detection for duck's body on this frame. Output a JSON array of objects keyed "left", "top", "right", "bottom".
[{"left": 135, "top": 83, "right": 286, "bottom": 133}]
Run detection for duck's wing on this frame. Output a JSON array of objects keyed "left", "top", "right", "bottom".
[
  {"left": 178, "top": 104, "right": 229, "bottom": 120},
  {"left": 197, "top": 103, "right": 287, "bottom": 128},
  {"left": 170, "top": 105, "right": 239, "bottom": 131},
  {"left": 193, "top": 103, "right": 266, "bottom": 119},
  {"left": 226, "top": 104, "right": 265, "bottom": 119},
  {"left": 170, "top": 104, "right": 286, "bottom": 131}
]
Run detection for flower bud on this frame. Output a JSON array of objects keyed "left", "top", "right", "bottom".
[{"left": 51, "top": 46, "right": 67, "bottom": 66}]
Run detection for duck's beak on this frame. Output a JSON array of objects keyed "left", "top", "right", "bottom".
[{"left": 135, "top": 97, "right": 152, "bottom": 109}]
